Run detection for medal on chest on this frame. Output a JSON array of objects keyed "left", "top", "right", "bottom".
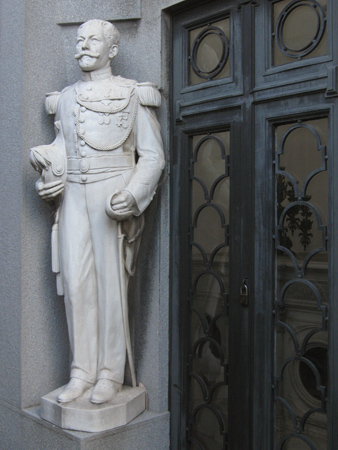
[{"left": 74, "top": 80, "right": 138, "bottom": 151}]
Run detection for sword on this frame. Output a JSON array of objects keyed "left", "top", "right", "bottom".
[{"left": 117, "top": 221, "right": 137, "bottom": 388}]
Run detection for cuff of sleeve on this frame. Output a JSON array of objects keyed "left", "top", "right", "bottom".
[{"left": 122, "top": 190, "right": 141, "bottom": 215}]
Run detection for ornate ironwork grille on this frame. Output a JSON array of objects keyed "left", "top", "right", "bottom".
[
  {"left": 188, "top": 132, "right": 230, "bottom": 450},
  {"left": 189, "top": 18, "right": 230, "bottom": 85},
  {"left": 274, "top": 118, "right": 329, "bottom": 450},
  {"left": 273, "top": 0, "right": 327, "bottom": 66}
]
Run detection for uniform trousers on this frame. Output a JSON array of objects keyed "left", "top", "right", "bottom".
[{"left": 58, "top": 173, "right": 130, "bottom": 384}]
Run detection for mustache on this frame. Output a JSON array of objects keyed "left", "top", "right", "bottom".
[{"left": 75, "top": 51, "right": 100, "bottom": 60}]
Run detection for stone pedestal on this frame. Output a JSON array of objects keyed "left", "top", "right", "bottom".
[{"left": 41, "top": 384, "right": 146, "bottom": 432}]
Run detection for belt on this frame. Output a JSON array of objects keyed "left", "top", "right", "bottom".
[{"left": 67, "top": 153, "right": 134, "bottom": 173}]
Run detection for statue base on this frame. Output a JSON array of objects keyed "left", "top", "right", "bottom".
[{"left": 41, "top": 384, "right": 147, "bottom": 432}]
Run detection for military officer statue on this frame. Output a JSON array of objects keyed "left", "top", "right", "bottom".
[{"left": 30, "top": 19, "right": 165, "bottom": 407}]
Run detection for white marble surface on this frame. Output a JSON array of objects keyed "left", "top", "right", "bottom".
[
  {"left": 31, "top": 20, "right": 165, "bottom": 415},
  {"left": 41, "top": 384, "right": 147, "bottom": 432}
]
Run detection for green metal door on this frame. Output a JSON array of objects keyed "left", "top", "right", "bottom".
[{"left": 170, "top": 1, "right": 338, "bottom": 449}]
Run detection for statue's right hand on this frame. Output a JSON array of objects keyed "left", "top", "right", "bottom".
[{"left": 35, "top": 179, "right": 64, "bottom": 201}]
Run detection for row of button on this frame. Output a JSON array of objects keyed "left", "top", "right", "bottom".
[
  {"left": 79, "top": 83, "right": 89, "bottom": 183},
  {"left": 73, "top": 105, "right": 87, "bottom": 155}
]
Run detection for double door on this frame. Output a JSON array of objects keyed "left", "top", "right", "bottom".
[{"left": 170, "top": 1, "right": 338, "bottom": 449}]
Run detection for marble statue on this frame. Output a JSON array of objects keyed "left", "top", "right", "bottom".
[{"left": 30, "top": 19, "right": 165, "bottom": 406}]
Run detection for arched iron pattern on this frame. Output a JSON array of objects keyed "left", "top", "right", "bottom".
[
  {"left": 192, "top": 135, "right": 227, "bottom": 166},
  {"left": 275, "top": 319, "right": 300, "bottom": 354},
  {"left": 274, "top": 119, "right": 328, "bottom": 449},
  {"left": 276, "top": 282, "right": 328, "bottom": 355},
  {"left": 191, "top": 242, "right": 228, "bottom": 269},
  {"left": 208, "top": 313, "right": 227, "bottom": 338},
  {"left": 277, "top": 356, "right": 326, "bottom": 398},
  {"left": 210, "top": 174, "right": 230, "bottom": 201},
  {"left": 191, "top": 242, "right": 209, "bottom": 267},
  {"left": 275, "top": 396, "right": 299, "bottom": 431},
  {"left": 190, "top": 25, "right": 230, "bottom": 80},
  {"left": 191, "top": 135, "right": 229, "bottom": 203},
  {"left": 190, "top": 404, "right": 227, "bottom": 439},
  {"left": 300, "top": 327, "right": 328, "bottom": 355},
  {"left": 188, "top": 131, "right": 229, "bottom": 450},
  {"left": 191, "top": 307, "right": 211, "bottom": 335},
  {"left": 274, "top": 0, "right": 326, "bottom": 60},
  {"left": 190, "top": 372, "right": 209, "bottom": 402},
  {"left": 191, "top": 270, "right": 226, "bottom": 295},
  {"left": 208, "top": 380, "right": 228, "bottom": 402},
  {"left": 278, "top": 278, "right": 323, "bottom": 310},
  {"left": 276, "top": 201, "right": 327, "bottom": 277},
  {"left": 277, "top": 433, "right": 317, "bottom": 450},
  {"left": 276, "top": 356, "right": 326, "bottom": 430},
  {"left": 192, "top": 203, "right": 227, "bottom": 229},
  {"left": 192, "top": 178, "right": 209, "bottom": 203},
  {"left": 190, "top": 308, "right": 228, "bottom": 340},
  {"left": 275, "top": 321, "right": 328, "bottom": 359},
  {"left": 210, "top": 243, "right": 228, "bottom": 267},
  {"left": 192, "top": 336, "right": 226, "bottom": 363},
  {"left": 276, "top": 394, "right": 326, "bottom": 434},
  {"left": 189, "top": 375, "right": 228, "bottom": 405},
  {"left": 300, "top": 406, "right": 327, "bottom": 431},
  {"left": 276, "top": 122, "right": 327, "bottom": 200}
]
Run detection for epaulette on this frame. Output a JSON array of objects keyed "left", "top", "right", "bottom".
[
  {"left": 45, "top": 85, "right": 72, "bottom": 115},
  {"left": 45, "top": 91, "right": 61, "bottom": 115},
  {"left": 136, "top": 82, "right": 161, "bottom": 108}
]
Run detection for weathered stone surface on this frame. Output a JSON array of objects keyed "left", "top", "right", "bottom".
[
  {"left": 41, "top": 384, "right": 147, "bottom": 432},
  {"left": 162, "top": 0, "right": 186, "bottom": 8},
  {"left": 56, "top": 0, "right": 141, "bottom": 24},
  {"left": 1, "top": 401, "right": 169, "bottom": 450}
]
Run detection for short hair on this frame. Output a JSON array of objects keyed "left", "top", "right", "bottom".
[{"left": 78, "top": 20, "right": 120, "bottom": 47}]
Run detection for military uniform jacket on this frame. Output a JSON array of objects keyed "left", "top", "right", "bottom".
[{"left": 45, "top": 72, "right": 165, "bottom": 215}]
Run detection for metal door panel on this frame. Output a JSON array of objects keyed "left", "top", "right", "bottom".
[{"left": 169, "top": 1, "right": 338, "bottom": 449}]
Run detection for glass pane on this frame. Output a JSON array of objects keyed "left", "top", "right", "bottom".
[
  {"left": 274, "top": 118, "right": 329, "bottom": 450},
  {"left": 190, "top": 18, "right": 230, "bottom": 86},
  {"left": 196, "top": 34, "right": 224, "bottom": 72},
  {"left": 189, "top": 131, "right": 230, "bottom": 450},
  {"left": 273, "top": 0, "right": 327, "bottom": 67}
]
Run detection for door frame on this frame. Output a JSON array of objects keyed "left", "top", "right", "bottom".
[{"left": 168, "top": 1, "right": 338, "bottom": 449}]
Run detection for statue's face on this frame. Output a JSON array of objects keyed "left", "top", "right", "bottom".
[{"left": 76, "top": 22, "right": 113, "bottom": 72}]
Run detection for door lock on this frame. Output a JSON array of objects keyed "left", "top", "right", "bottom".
[{"left": 240, "top": 280, "right": 249, "bottom": 306}]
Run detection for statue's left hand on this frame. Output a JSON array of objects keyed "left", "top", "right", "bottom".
[
  {"left": 36, "top": 179, "right": 64, "bottom": 201},
  {"left": 111, "top": 191, "right": 136, "bottom": 215}
]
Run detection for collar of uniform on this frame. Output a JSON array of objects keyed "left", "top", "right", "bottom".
[{"left": 81, "top": 66, "right": 112, "bottom": 82}]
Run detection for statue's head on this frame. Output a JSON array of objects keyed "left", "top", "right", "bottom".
[{"left": 75, "top": 19, "right": 120, "bottom": 72}]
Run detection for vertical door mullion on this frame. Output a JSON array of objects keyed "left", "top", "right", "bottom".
[
  {"left": 252, "top": 103, "right": 275, "bottom": 450},
  {"left": 228, "top": 4, "right": 256, "bottom": 448},
  {"left": 227, "top": 116, "right": 253, "bottom": 450}
]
